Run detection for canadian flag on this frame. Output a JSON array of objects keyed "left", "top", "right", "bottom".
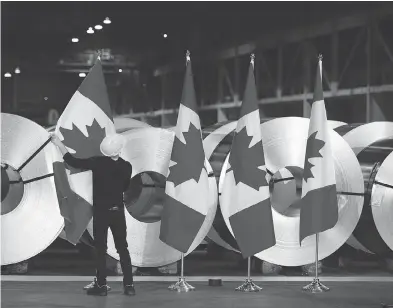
[
  {"left": 299, "top": 57, "right": 338, "bottom": 244},
  {"left": 220, "top": 56, "right": 275, "bottom": 258},
  {"left": 159, "top": 54, "right": 211, "bottom": 253},
  {"left": 54, "top": 58, "right": 115, "bottom": 244}
]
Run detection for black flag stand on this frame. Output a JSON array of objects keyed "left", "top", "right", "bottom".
[
  {"left": 235, "top": 257, "right": 262, "bottom": 292},
  {"left": 302, "top": 233, "right": 329, "bottom": 293},
  {"left": 168, "top": 253, "right": 195, "bottom": 292}
]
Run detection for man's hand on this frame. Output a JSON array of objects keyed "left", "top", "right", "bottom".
[
  {"left": 50, "top": 133, "right": 69, "bottom": 156},
  {"left": 50, "top": 133, "right": 63, "bottom": 147}
]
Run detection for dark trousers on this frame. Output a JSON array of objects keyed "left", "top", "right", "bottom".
[{"left": 93, "top": 206, "right": 133, "bottom": 286}]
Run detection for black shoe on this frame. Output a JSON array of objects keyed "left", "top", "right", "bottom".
[
  {"left": 86, "top": 281, "right": 108, "bottom": 296},
  {"left": 124, "top": 284, "right": 136, "bottom": 296},
  {"left": 83, "top": 278, "right": 111, "bottom": 291}
]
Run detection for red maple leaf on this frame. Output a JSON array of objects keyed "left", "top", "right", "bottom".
[
  {"left": 167, "top": 123, "right": 206, "bottom": 187},
  {"left": 228, "top": 127, "right": 268, "bottom": 190},
  {"left": 303, "top": 131, "right": 325, "bottom": 182},
  {"left": 59, "top": 119, "right": 106, "bottom": 174}
]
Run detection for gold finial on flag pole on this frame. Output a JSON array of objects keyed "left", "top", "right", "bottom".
[
  {"left": 96, "top": 50, "right": 102, "bottom": 61},
  {"left": 317, "top": 54, "right": 323, "bottom": 78},
  {"left": 318, "top": 54, "right": 323, "bottom": 62},
  {"left": 186, "top": 50, "right": 191, "bottom": 63},
  {"left": 250, "top": 53, "right": 255, "bottom": 69}
]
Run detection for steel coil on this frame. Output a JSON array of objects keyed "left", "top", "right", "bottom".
[{"left": 1, "top": 113, "right": 64, "bottom": 265}]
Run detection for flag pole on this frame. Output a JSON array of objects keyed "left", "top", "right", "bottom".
[
  {"left": 234, "top": 257, "right": 262, "bottom": 292},
  {"left": 302, "top": 233, "right": 329, "bottom": 292},
  {"left": 248, "top": 256, "right": 251, "bottom": 279},
  {"left": 315, "top": 233, "right": 319, "bottom": 281},
  {"left": 168, "top": 252, "right": 195, "bottom": 292},
  {"left": 234, "top": 54, "right": 263, "bottom": 293},
  {"left": 235, "top": 256, "right": 262, "bottom": 292},
  {"left": 167, "top": 50, "right": 196, "bottom": 293},
  {"left": 302, "top": 53, "right": 330, "bottom": 294}
]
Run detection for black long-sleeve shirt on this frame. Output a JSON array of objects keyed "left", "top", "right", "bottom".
[{"left": 63, "top": 153, "right": 132, "bottom": 210}]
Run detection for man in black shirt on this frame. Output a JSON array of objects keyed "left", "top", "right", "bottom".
[{"left": 51, "top": 133, "right": 135, "bottom": 296}]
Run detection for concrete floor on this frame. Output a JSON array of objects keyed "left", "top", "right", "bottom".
[
  {"left": 22, "top": 246, "right": 393, "bottom": 277},
  {"left": 2, "top": 281, "right": 392, "bottom": 308}
]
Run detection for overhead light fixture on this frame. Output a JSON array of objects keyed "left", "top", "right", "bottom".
[
  {"left": 103, "top": 17, "right": 111, "bottom": 24},
  {"left": 79, "top": 73, "right": 86, "bottom": 78},
  {"left": 163, "top": 33, "right": 168, "bottom": 38},
  {"left": 118, "top": 69, "right": 122, "bottom": 73},
  {"left": 87, "top": 27, "right": 94, "bottom": 34},
  {"left": 71, "top": 38, "right": 79, "bottom": 43},
  {"left": 44, "top": 97, "right": 48, "bottom": 101},
  {"left": 14, "top": 67, "right": 21, "bottom": 74},
  {"left": 95, "top": 24, "right": 103, "bottom": 30},
  {"left": 4, "top": 72, "right": 12, "bottom": 78}
]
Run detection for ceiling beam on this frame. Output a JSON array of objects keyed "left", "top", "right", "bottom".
[
  {"left": 154, "top": 6, "right": 393, "bottom": 77},
  {"left": 128, "top": 84, "right": 393, "bottom": 117},
  {"left": 57, "top": 61, "right": 137, "bottom": 69},
  {"left": 57, "top": 68, "right": 133, "bottom": 74}
]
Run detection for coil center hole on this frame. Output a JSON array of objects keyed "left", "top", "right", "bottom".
[
  {"left": 269, "top": 166, "right": 304, "bottom": 217},
  {"left": 1, "top": 163, "right": 24, "bottom": 215},
  {"left": 124, "top": 171, "right": 166, "bottom": 223}
]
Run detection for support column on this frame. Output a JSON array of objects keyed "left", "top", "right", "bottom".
[
  {"left": 255, "top": 50, "right": 270, "bottom": 118},
  {"left": 370, "top": 96, "right": 387, "bottom": 121},
  {"left": 160, "top": 75, "right": 167, "bottom": 127},
  {"left": 366, "top": 24, "right": 372, "bottom": 123},
  {"left": 302, "top": 44, "right": 312, "bottom": 118},
  {"left": 200, "top": 70, "right": 205, "bottom": 107},
  {"left": 255, "top": 51, "right": 260, "bottom": 98},
  {"left": 217, "top": 63, "right": 224, "bottom": 103},
  {"left": 259, "top": 105, "right": 268, "bottom": 119},
  {"left": 331, "top": 32, "right": 339, "bottom": 94},
  {"left": 276, "top": 46, "right": 283, "bottom": 98},
  {"left": 13, "top": 75, "right": 18, "bottom": 112},
  {"left": 217, "top": 108, "right": 228, "bottom": 122},
  {"left": 234, "top": 47, "right": 240, "bottom": 102}
]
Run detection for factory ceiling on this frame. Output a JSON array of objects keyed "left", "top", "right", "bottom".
[{"left": 1, "top": 2, "right": 388, "bottom": 73}]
